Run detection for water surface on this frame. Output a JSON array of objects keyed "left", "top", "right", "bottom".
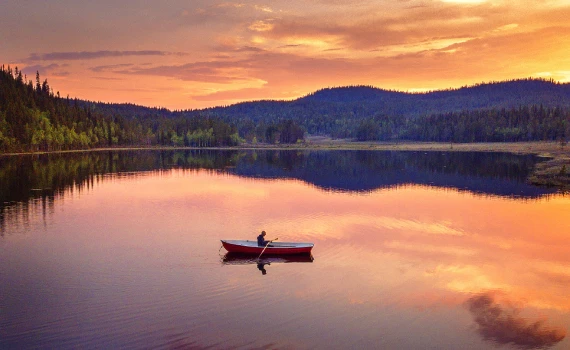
[{"left": 1, "top": 150, "right": 568, "bottom": 349}]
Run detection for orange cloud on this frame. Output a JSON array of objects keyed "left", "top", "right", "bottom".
[
  {"left": 4, "top": 0, "right": 570, "bottom": 108},
  {"left": 248, "top": 20, "right": 275, "bottom": 32}
]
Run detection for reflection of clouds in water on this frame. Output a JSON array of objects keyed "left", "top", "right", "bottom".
[
  {"left": 466, "top": 293, "right": 566, "bottom": 349},
  {"left": 263, "top": 214, "right": 464, "bottom": 241},
  {"left": 375, "top": 217, "right": 465, "bottom": 236}
]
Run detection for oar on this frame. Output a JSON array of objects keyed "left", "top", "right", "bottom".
[{"left": 257, "top": 238, "right": 278, "bottom": 260}]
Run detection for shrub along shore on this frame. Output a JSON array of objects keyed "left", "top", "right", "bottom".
[{"left": 1, "top": 140, "right": 569, "bottom": 191}]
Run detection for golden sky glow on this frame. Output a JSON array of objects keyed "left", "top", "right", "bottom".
[{"left": 1, "top": 0, "right": 570, "bottom": 109}]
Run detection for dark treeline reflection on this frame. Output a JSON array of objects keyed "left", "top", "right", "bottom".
[
  {"left": 0, "top": 149, "right": 556, "bottom": 232},
  {"left": 0, "top": 150, "right": 239, "bottom": 233},
  {"left": 229, "top": 150, "right": 556, "bottom": 198}
]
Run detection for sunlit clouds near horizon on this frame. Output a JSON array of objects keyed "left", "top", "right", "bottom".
[{"left": 1, "top": 0, "right": 570, "bottom": 109}]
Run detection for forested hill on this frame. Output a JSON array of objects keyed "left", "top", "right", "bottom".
[
  {"left": 191, "top": 79, "right": 570, "bottom": 142},
  {"left": 202, "top": 79, "right": 570, "bottom": 120},
  {"left": 302, "top": 80, "right": 570, "bottom": 107},
  {"left": 87, "top": 79, "right": 570, "bottom": 125},
  {"left": 0, "top": 65, "right": 243, "bottom": 152},
  {"left": 2, "top": 62, "right": 570, "bottom": 151}
]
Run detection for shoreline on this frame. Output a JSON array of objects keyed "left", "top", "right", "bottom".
[{"left": 2, "top": 140, "right": 569, "bottom": 191}]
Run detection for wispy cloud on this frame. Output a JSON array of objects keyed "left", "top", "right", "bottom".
[
  {"left": 93, "top": 60, "right": 260, "bottom": 84},
  {"left": 27, "top": 50, "right": 187, "bottom": 62},
  {"left": 214, "top": 45, "right": 266, "bottom": 53},
  {"left": 253, "top": 4, "right": 274, "bottom": 13},
  {"left": 90, "top": 63, "right": 135, "bottom": 73},
  {"left": 21, "top": 63, "right": 69, "bottom": 78},
  {"left": 248, "top": 20, "right": 275, "bottom": 32}
]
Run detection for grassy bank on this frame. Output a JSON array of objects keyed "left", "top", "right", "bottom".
[{"left": 2, "top": 140, "right": 570, "bottom": 191}]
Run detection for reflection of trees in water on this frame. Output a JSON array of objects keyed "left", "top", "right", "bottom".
[
  {"left": 353, "top": 151, "right": 535, "bottom": 181},
  {"left": 1, "top": 193, "right": 56, "bottom": 236},
  {"left": 466, "top": 293, "right": 566, "bottom": 349},
  {"left": 0, "top": 150, "right": 236, "bottom": 232},
  {"left": 0, "top": 149, "right": 554, "bottom": 233},
  {"left": 308, "top": 150, "right": 539, "bottom": 183},
  {"left": 232, "top": 150, "right": 555, "bottom": 197}
]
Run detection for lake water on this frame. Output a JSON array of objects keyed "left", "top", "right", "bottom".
[{"left": 1, "top": 150, "right": 569, "bottom": 349}]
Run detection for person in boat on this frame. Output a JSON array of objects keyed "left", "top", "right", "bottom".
[{"left": 257, "top": 230, "right": 273, "bottom": 247}]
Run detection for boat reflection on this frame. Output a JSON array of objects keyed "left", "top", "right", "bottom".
[{"left": 222, "top": 252, "right": 314, "bottom": 275}]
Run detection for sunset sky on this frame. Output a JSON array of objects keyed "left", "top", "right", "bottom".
[{"left": 2, "top": 0, "right": 570, "bottom": 109}]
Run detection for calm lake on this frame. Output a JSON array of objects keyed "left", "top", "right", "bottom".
[{"left": 1, "top": 150, "right": 569, "bottom": 349}]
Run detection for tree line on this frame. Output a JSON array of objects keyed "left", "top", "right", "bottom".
[
  {"left": 198, "top": 100, "right": 570, "bottom": 143},
  {"left": 0, "top": 65, "right": 309, "bottom": 152},
  {"left": 352, "top": 105, "right": 569, "bottom": 142},
  {"left": 0, "top": 65, "right": 250, "bottom": 152},
  {"left": 3, "top": 64, "right": 570, "bottom": 152},
  {"left": 194, "top": 79, "right": 570, "bottom": 142}
]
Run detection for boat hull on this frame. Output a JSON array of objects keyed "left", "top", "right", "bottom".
[
  {"left": 221, "top": 240, "right": 313, "bottom": 255},
  {"left": 223, "top": 252, "right": 314, "bottom": 264}
]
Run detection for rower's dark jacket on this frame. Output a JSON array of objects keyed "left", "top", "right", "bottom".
[{"left": 257, "top": 234, "right": 269, "bottom": 246}]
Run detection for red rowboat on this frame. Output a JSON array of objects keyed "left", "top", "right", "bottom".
[
  {"left": 221, "top": 240, "right": 314, "bottom": 255},
  {"left": 222, "top": 252, "right": 314, "bottom": 264}
]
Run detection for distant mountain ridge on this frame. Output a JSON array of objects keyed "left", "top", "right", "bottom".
[
  {"left": 204, "top": 79, "right": 570, "bottom": 119},
  {"left": 87, "top": 79, "right": 570, "bottom": 118},
  {"left": 4, "top": 64, "right": 569, "bottom": 153},
  {"left": 82, "top": 78, "right": 570, "bottom": 143},
  {"left": 302, "top": 79, "right": 570, "bottom": 105}
]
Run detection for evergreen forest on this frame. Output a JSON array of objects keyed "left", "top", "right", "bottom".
[
  {"left": 2, "top": 64, "right": 570, "bottom": 153},
  {"left": 0, "top": 66, "right": 244, "bottom": 152},
  {"left": 199, "top": 81, "right": 570, "bottom": 142}
]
